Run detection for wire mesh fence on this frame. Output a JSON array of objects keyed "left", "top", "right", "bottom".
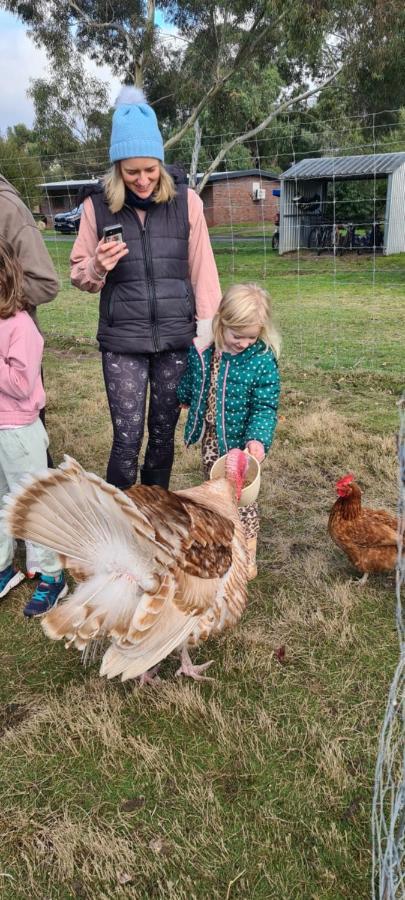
[
  {"left": 372, "top": 396, "right": 405, "bottom": 899},
  {"left": 2, "top": 109, "right": 405, "bottom": 372}
]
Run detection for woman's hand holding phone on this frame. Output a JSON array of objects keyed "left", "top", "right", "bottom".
[{"left": 94, "top": 232, "right": 128, "bottom": 276}]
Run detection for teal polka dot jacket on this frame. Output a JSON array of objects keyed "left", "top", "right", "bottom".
[{"left": 177, "top": 339, "right": 280, "bottom": 457}]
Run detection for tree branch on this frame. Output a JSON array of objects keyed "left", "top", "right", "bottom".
[
  {"left": 189, "top": 117, "right": 202, "bottom": 189},
  {"left": 164, "top": 8, "right": 286, "bottom": 151},
  {"left": 68, "top": 1, "right": 129, "bottom": 41},
  {"left": 194, "top": 67, "right": 343, "bottom": 194}
]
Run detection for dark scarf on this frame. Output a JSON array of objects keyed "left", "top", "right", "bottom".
[{"left": 125, "top": 187, "right": 156, "bottom": 211}]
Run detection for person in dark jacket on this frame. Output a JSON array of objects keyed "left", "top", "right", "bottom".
[{"left": 71, "top": 86, "right": 221, "bottom": 490}]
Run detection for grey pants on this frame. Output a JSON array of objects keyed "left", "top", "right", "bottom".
[{"left": 0, "top": 419, "right": 61, "bottom": 575}]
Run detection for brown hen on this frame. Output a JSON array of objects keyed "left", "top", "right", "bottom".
[
  {"left": 328, "top": 473, "right": 401, "bottom": 584},
  {"left": 3, "top": 453, "right": 249, "bottom": 681}
]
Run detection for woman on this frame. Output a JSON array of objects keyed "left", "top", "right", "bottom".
[{"left": 71, "top": 87, "right": 221, "bottom": 490}]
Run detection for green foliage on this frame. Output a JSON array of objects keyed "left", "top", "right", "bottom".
[
  {"left": 0, "top": 134, "right": 42, "bottom": 208},
  {"left": 325, "top": 180, "right": 387, "bottom": 227},
  {"left": 28, "top": 54, "right": 110, "bottom": 178},
  {"left": 2, "top": 0, "right": 405, "bottom": 183},
  {"left": 6, "top": 123, "right": 39, "bottom": 155}
]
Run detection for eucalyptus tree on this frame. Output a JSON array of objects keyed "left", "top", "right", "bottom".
[{"left": 2, "top": 1, "right": 405, "bottom": 188}]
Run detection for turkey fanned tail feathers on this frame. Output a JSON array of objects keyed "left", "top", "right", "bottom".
[{"left": 3, "top": 456, "right": 248, "bottom": 680}]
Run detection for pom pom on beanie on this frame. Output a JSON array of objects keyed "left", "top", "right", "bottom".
[{"left": 110, "top": 86, "right": 164, "bottom": 163}]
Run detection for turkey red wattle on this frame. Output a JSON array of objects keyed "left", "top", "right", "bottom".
[{"left": 224, "top": 449, "right": 249, "bottom": 500}]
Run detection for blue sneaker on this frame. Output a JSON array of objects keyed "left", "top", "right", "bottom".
[
  {"left": 23, "top": 573, "right": 68, "bottom": 618},
  {"left": 0, "top": 564, "right": 25, "bottom": 599}
]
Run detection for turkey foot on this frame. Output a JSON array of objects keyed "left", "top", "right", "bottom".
[
  {"left": 175, "top": 647, "right": 214, "bottom": 681},
  {"left": 138, "top": 665, "right": 161, "bottom": 686}
]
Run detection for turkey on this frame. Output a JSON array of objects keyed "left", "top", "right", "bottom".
[{"left": 3, "top": 451, "right": 249, "bottom": 682}]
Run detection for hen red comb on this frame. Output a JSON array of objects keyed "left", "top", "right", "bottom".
[{"left": 336, "top": 473, "right": 355, "bottom": 487}]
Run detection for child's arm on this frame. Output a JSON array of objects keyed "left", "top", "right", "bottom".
[
  {"left": 0, "top": 322, "right": 42, "bottom": 400},
  {"left": 244, "top": 355, "right": 281, "bottom": 454}
]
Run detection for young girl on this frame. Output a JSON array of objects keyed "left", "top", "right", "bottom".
[
  {"left": 178, "top": 283, "right": 281, "bottom": 578},
  {"left": 0, "top": 238, "right": 67, "bottom": 616}
]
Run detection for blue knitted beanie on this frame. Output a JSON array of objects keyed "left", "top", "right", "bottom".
[{"left": 110, "top": 87, "right": 164, "bottom": 163}]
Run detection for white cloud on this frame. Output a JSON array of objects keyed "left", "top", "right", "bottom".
[{"left": 0, "top": 11, "right": 121, "bottom": 134}]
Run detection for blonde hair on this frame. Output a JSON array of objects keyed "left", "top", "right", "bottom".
[
  {"left": 0, "top": 238, "right": 27, "bottom": 318},
  {"left": 213, "top": 282, "right": 281, "bottom": 358},
  {"left": 103, "top": 161, "right": 176, "bottom": 213}
]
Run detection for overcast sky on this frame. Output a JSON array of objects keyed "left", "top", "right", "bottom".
[{"left": 0, "top": 10, "right": 122, "bottom": 134}]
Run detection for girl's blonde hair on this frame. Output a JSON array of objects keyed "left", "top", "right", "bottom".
[
  {"left": 103, "top": 161, "right": 176, "bottom": 214},
  {"left": 213, "top": 282, "right": 281, "bottom": 358},
  {"left": 0, "top": 238, "right": 27, "bottom": 319}
]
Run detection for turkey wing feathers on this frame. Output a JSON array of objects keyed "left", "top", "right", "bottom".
[{"left": 126, "top": 484, "right": 235, "bottom": 579}]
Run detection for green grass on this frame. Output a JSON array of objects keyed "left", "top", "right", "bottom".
[
  {"left": 209, "top": 222, "right": 275, "bottom": 236},
  {"left": 42, "top": 238, "right": 405, "bottom": 374},
  {"left": 0, "top": 238, "right": 402, "bottom": 898}
]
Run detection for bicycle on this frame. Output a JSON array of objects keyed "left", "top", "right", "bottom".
[
  {"left": 357, "top": 222, "right": 384, "bottom": 253},
  {"left": 308, "top": 223, "right": 339, "bottom": 254},
  {"left": 336, "top": 223, "right": 360, "bottom": 255}
]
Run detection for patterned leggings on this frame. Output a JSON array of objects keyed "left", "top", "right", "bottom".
[{"left": 102, "top": 349, "right": 188, "bottom": 489}]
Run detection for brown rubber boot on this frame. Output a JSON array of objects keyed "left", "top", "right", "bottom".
[{"left": 246, "top": 536, "right": 258, "bottom": 580}]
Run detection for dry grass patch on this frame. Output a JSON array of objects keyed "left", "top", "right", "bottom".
[{"left": 0, "top": 351, "right": 400, "bottom": 899}]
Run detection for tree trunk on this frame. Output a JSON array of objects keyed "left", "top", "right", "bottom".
[{"left": 189, "top": 118, "right": 202, "bottom": 189}]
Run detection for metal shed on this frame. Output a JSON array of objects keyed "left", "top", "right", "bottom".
[{"left": 279, "top": 151, "right": 405, "bottom": 255}]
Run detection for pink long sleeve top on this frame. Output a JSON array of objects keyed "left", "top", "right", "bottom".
[
  {"left": 0, "top": 311, "right": 45, "bottom": 426},
  {"left": 70, "top": 189, "right": 221, "bottom": 338}
]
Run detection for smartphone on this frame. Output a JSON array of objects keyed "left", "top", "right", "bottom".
[{"left": 103, "top": 224, "right": 123, "bottom": 243}]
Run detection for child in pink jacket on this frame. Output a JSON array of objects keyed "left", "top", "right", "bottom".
[{"left": 0, "top": 237, "right": 67, "bottom": 616}]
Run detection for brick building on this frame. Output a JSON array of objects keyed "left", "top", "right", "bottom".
[
  {"left": 39, "top": 168, "right": 280, "bottom": 228},
  {"left": 197, "top": 169, "right": 280, "bottom": 227}
]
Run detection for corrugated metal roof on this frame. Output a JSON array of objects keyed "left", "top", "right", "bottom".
[{"left": 281, "top": 153, "right": 405, "bottom": 181}]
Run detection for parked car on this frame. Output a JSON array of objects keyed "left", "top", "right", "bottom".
[{"left": 54, "top": 204, "right": 83, "bottom": 234}]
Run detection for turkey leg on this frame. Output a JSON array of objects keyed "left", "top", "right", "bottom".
[
  {"left": 138, "top": 665, "right": 161, "bottom": 686},
  {"left": 175, "top": 646, "right": 214, "bottom": 681}
]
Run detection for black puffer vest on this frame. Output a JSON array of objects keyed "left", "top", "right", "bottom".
[{"left": 82, "top": 168, "right": 196, "bottom": 354}]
